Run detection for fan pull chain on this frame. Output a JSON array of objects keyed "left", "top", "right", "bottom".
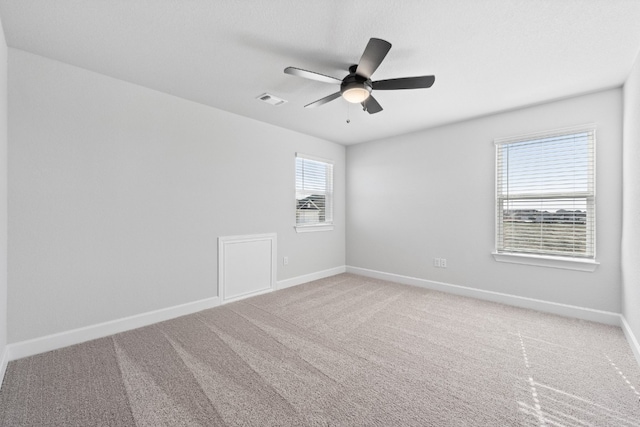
[{"left": 346, "top": 103, "right": 351, "bottom": 124}]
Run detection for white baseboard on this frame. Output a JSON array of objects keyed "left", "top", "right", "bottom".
[
  {"left": 346, "top": 266, "right": 621, "bottom": 326},
  {"left": 6, "top": 265, "right": 634, "bottom": 373},
  {"left": 0, "top": 346, "right": 8, "bottom": 387},
  {"left": 4, "top": 265, "right": 350, "bottom": 363},
  {"left": 621, "top": 316, "right": 640, "bottom": 368},
  {"left": 7, "top": 296, "right": 220, "bottom": 362},
  {"left": 277, "top": 265, "right": 346, "bottom": 290}
]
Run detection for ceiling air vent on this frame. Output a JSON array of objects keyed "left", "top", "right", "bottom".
[{"left": 257, "top": 93, "right": 287, "bottom": 106}]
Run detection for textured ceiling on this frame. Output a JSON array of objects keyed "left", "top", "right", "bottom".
[{"left": 1, "top": 0, "right": 640, "bottom": 145}]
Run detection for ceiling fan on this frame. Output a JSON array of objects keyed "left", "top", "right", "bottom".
[{"left": 284, "top": 38, "right": 435, "bottom": 114}]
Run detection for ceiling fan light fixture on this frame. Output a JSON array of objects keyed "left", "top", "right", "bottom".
[
  {"left": 342, "top": 87, "right": 370, "bottom": 103},
  {"left": 341, "top": 81, "right": 371, "bottom": 103}
]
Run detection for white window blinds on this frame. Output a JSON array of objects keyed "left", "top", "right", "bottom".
[
  {"left": 296, "top": 153, "right": 333, "bottom": 226},
  {"left": 495, "top": 126, "right": 595, "bottom": 258}
]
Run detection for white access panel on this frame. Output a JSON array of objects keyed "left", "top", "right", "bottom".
[{"left": 218, "top": 233, "right": 277, "bottom": 303}]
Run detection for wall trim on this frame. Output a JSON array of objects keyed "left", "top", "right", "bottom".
[
  {"left": 0, "top": 347, "right": 8, "bottom": 387},
  {"left": 492, "top": 252, "right": 599, "bottom": 272},
  {"left": 4, "top": 264, "right": 349, "bottom": 364},
  {"left": 4, "top": 266, "right": 636, "bottom": 379},
  {"left": 7, "top": 296, "right": 220, "bottom": 362},
  {"left": 346, "top": 266, "right": 621, "bottom": 325},
  {"left": 277, "top": 265, "right": 346, "bottom": 290},
  {"left": 621, "top": 315, "right": 640, "bottom": 368}
]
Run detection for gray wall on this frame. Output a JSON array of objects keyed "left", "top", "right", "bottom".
[
  {"left": 5, "top": 45, "right": 634, "bottom": 346},
  {"left": 0, "top": 15, "right": 7, "bottom": 358},
  {"left": 347, "top": 89, "right": 622, "bottom": 312},
  {"left": 8, "top": 49, "right": 345, "bottom": 343},
  {"left": 622, "top": 53, "right": 640, "bottom": 343}
]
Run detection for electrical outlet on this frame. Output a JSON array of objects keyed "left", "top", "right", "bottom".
[
  {"left": 283, "top": 256, "right": 289, "bottom": 266},
  {"left": 440, "top": 258, "right": 447, "bottom": 268},
  {"left": 433, "top": 257, "right": 440, "bottom": 268}
]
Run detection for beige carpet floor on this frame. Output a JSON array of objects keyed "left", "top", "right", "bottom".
[{"left": 1, "top": 273, "right": 639, "bottom": 426}]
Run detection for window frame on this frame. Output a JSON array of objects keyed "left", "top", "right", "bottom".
[
  {"left": 295, "top": 153, "right": 334, "bottom": 233},
  {"left": 492, "top": 124, "right": 599, "bottom": 272}
]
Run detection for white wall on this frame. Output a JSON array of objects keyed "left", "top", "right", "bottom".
[
  {"left": 622, "top": 54, "right": 640, "bottom": 344},
  {"left": 0, "top": 16, "right": 8, "bottom": 364},
  {"left": 347, "top": 89, "right": 622, "bottom": 312},
  {"left": 8, "top": 49, "right": 345, "bottom": 343}
]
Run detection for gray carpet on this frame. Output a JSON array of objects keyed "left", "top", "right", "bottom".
[{"left": 1, "top": 273, "right": 639, "bottom": 426}]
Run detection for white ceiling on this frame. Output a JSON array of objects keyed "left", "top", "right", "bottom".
[{"left": 1, "top": 0, "right": 640, "bottom": 145}]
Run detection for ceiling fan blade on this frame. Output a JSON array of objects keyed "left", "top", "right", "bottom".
[
  {"left": 361, "top": 95, "right": 383, "bottom": 114},
  {"left": 284, "top": 67, "right": 342, "bottom": 84},
  {"left": 355, "top": 38, "right": 392, "bottom": 79},
  {"left": 373, "top": 75, "right": 435, "bottom": 90},
  {"left": 305, "top": 92, "right": 342, "bottom": 108}
]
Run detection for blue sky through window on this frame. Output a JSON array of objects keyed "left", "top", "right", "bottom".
[{"left": 498, "top": 132, "right": 592, "bottom": 212}]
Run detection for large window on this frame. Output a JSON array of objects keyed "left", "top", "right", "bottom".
[
  {"left": 295, "top": 153, "right": 333, "bottom": 232},
  {"left": 494, "top": 125, "right": 595, "bottom": 265}
]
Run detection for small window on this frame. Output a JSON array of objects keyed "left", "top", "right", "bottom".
[
  {"left": 494, "top": 126, "right": 596, "bottom": 263},
  {"left": 295, "top": 153, "right": 333, "bottom": 232}
]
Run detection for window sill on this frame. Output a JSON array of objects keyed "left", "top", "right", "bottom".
[
  {"left": 295, "top": 224, "right": 334, "bottom": 233},
  {"left": 492, "top": 252, "right": 599, "bottom": 272}
]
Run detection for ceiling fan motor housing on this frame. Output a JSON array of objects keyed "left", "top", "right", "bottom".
[{"left": 340, "top": 69, "right": 372, "bottom": 103}]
